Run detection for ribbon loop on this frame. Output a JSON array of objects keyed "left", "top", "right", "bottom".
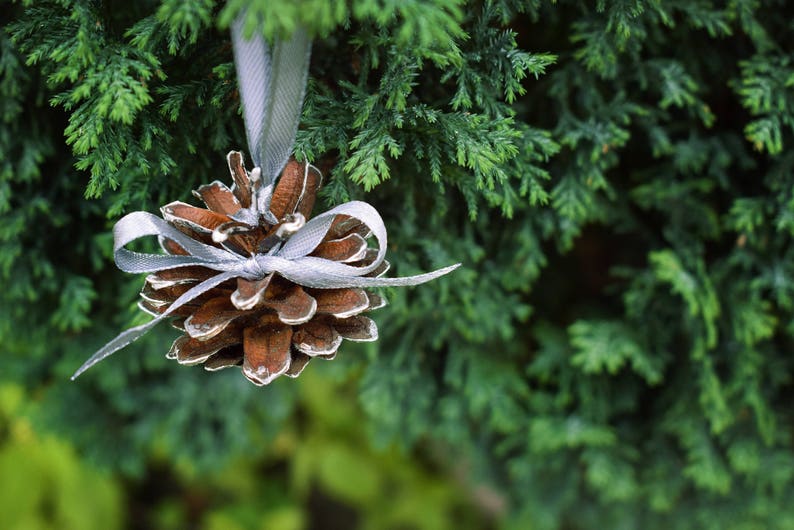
[{"left": 231, "top": 12, "right": 311, "bottom": 188}]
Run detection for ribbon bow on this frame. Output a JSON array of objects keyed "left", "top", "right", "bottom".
[{"left": 72, "top": 200, "right": 459, "bottom": 379}]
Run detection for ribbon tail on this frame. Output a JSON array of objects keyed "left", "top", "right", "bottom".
[
  {"left": 278, "top": 263, "right": 462, "bottom": 289},
  {"left": 70, "top": 317, "right": 164, "bottom": 380},
  {"left": 357, "top": 263, "right": 462, "bottom": 287},
  {"left": 71, "top": 270, "right": 240, "bottom": 380}
]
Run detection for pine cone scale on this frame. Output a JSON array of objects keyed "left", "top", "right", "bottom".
[
  {"left": 193, "top": 181, "right": 241, "bottom": 214},
  {"left": 242, "top": 324, "right": 293, "bottom": 385},
  {"left": 292, "top": 320, "right": 342, "bottom": 357},
  {"left": 364, "top": 291, "right": 387, "bottom": 311},
  {"left": 312, "top": 233, "right": 369, "bottom": 262},
  {"left": 204, "top": 346, "right": 244, "bottom": 371},
  {"left": 170, "top": 324, "right": 243, "bottom": 365},
  {"left": 269, "top": 161, "right": 322, "bottom": 220},
  {"left": 162, "top": 201, "right": 231, "bottom": 234},
  {"left": 231, "top": 275, "right": 273, "bottom": 310},
  {"left": 146, "top": 266, "right": 216, "bottom": 289},
  {"left": 262, "top": 283, "right": 317, "bottom": 325},
  {"left": 334, "top": 315, "right": 378, "bottom": 342},
  {"left": 366, "top": 258, "right": 390, "bottom": 277},
  {"left": 160, "top": 237, "right": 191, "bottom": 256},
  {"left": 327, "top": 215, "right": 371, "bottom": 240},
  {"left": 227, "top": 151, "right": 252, "bottom": 207},
  {"left": 184, "top": 296, "right": 250, "bottom": 341},
  {"left": 311, "top": 288, "right": 370, "bottom": 318},
  {"left": 284, "top": 352, "right": 311, "bottom": 377}
]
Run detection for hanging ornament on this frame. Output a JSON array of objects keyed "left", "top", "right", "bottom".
[{"left": 71, "top": 13, "right": 459, "bottom": 385}]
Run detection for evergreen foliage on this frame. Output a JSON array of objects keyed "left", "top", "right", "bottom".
[{"left": 2, "top": 0, "right": 794, "bottom": 528}]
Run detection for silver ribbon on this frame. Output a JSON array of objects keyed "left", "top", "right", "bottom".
[{"left": 71, "top": 201, "right": 460, "bottom": 379}]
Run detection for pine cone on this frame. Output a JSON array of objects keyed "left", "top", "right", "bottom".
[{"left": 138, "top": 152, "right": 387, "bottom": 385}]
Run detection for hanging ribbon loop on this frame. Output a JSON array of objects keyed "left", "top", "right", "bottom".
[{"left": 231, "top": 13, "right": 311, "bottom": 187}]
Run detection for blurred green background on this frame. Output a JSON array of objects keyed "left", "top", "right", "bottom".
[
  {"left": 0, "top": 366, "right": 498, "bottom": 530},
  {"left": 4, "top": 0, "right": 794, "bottom": 529}
]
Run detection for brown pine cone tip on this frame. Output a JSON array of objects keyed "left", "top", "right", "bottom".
[{"left": 140, "top": 152, "right": 389, "bottom": 385}]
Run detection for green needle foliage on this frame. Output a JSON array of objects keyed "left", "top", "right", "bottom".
[{"left": 2, "top": 0, "right": 794, "bottom": 528}]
